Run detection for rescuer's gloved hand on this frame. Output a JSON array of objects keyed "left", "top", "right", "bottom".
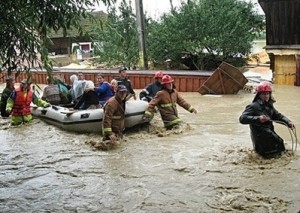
[
  {"left": 6, "top": 107, "right": 12, "bottom": 115},
  {"left": 43, "top": 103, "right": 51, "bottom": 108}
]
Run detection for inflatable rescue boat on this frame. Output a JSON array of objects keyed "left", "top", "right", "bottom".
[{"left": 31, "top": 100, "right": 149, "bottom": 134}]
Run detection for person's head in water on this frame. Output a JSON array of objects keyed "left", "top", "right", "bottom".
[
  {"left": 116, "top": 85, "right": 128, "bottom": 100},
  {"left": 255, "top": 82, "right": 272, "bottom": 103},
  {"left": 161, "top": 75, "right": 174, "bottom": 91}
]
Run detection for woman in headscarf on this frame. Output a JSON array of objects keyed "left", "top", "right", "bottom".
[
  {"left": 74, "top": 80, "right": 99, "bottom": 110},
  {"left": 69, "top": 74, "right": 86, "bottom": 104}
]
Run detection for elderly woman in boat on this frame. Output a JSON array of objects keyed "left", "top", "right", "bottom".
[
  {"left": 69, "top": 74, "right": 86, "bottom": 104},
  {"left": 74, "top": 80, "right": 100, "bottom": 110},
  {"left": 42, "top": 77, "right": 61, "bottom": 105}
]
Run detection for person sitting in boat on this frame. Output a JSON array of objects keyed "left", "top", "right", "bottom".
[
  {"left": 42, "top": 77, "right": 61, "bottom": 105},
  {"left": 77, "top": 72, "right": 85, "bottom": 81},
  {"left": 110, "top": 79, "right": 118, "bottom": 94},
  {"left": 139, "top": 71, "right": 164, "bottom": 102},
  {"left": 69, "top": 74, "right": 86, "bottom": 104},
  {"left": 52, "top": 77, "right": 72, "bottom": 104},
  {"left": 74, "top": 80, "right": 100, "bottom": 110},
  {"left": 239, "top": 81, "right": 295, "bottom": 158},
  {"left": 114, "top": 67, "right": 136, "bottom": 100},
  {"left": 94, "top": 73, "right": 114, "bottom": 106},
  {"left": 0, "top": 76, "right": 15, "bottom": 118},
  {"left": 6, "top": 79, "right": 50, "bottom": 125},
  {"left": 102, "top": 85, "right": 128, "bottom": 143},
  {"left": 143, "top": 75, "right": 197, "bottom": 130}
]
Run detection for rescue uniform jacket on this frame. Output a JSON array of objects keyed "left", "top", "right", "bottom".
[
  {"left": 11, "top": 87, "right": 33, "bottom": 117},
  {"left": 6, "top": 87, "right": 49, "bottom": 125},
  {"left": 102, "top": 95, "right": 126, "bottom": 138},
  {"left": 144, "top": 88, "right": 194, "bottom": 128},
  {"left": 139, "top": 81, "right": 163, "bottom": 102},
  {"left": 239, "top": 97, "right": 291, "bottom": 157}
]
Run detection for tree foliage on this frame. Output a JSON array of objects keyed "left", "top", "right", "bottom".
[
  {"left": 0, "top": 0, "right": 113, "bottom": 76},
  {"left": 89, "top": 0, "right": 139, "bottom": 69},
  {"left": 147, "top": 0, "right": 264, "bottom": 70}
]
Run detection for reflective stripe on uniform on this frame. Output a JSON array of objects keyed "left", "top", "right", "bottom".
[
  {"left": 164, "top": 118, "right": 181, "bottom": 126},
  {"left": 112, "top": 115, "right": 122, "bottom": 119},
  {"left": 141, "top": 88, "right": 149, "bottom": 95},
  {"left": 103, "top": 127, "right": 112, "bottom": 133},
  {"left": 160, "top": 103, "right": 174, "bottom": 108},
  {"left": 188, "top": 106, "right": 193, "bottom": 112},
  {"left": 144, "top": 111, "right": 153, "bottom": 117}
]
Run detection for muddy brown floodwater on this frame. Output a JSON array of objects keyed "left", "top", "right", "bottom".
[{"left": 0, "top": 84, "right": 300, "bottom": 212}]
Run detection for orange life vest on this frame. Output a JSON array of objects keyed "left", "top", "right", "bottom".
[{"left": 11, "top": 87, "right": 33, "bottom": 116}]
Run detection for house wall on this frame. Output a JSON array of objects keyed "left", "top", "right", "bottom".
[
  {"left": 259, "top": 0, "right": 300, "bottom": 45},
  {"left": 49, "top": 38, "right": 70, "bottom": 55},
  {"left": 49, "top": 36, "right": 91, "bottom": 56},
  {"left": 259, "top": 0, "right": 300, "bottom": 86},
  {"left": 273, "top": 55, "right": 296, "bottom": 85}
]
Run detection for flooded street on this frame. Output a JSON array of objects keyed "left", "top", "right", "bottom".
[{"left": 1, "top": 85, "right": 300, "bottom": 212}]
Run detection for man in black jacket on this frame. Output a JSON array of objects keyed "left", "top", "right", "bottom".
[
  {"left": 239, "top": 82, "right": 294, "bottom": 158},
  {"left": 139, "top": 71, "right": 164, "bottom": 102},
  {"left": 0, "top": 77, "right": 15, "bottom": 118},
  {"left": 114, "top": 67, "right": 136, "bottom": 100}
]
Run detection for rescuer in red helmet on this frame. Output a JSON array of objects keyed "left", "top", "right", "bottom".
[
  {"left": 143, "top": 74, "right": 197, "bottom": 130},
  {"left": 139, "top": 71, "right": 164, "bottom": 102},
  {"left": 239, "top": 81, "right": 294, "bottom": 158}
]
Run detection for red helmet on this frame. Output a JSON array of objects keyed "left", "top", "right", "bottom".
[
  {"left": 154, "top": 71, "right": 164, "bottom": 79},
  {"left": 256, "top": 82, "right": 272, "bottom": 93},
  {"left": 161, "top": 75, "right": 174, "bottom": 84}
]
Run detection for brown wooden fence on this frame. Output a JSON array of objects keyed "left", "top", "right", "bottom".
[{"left": 0, "top": 69, "right": 211, "bottom": 92}]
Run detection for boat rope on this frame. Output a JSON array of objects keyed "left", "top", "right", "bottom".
[{"left": 271, "top": 120, "right": 298, "bottom": 154}]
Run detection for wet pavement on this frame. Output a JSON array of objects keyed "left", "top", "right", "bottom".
[{"left": 0, "top": 84, "right": 300, "bottom": 212}]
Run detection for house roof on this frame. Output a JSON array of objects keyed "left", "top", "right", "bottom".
[{"left": 49, "top": 11, "right": 107, "bottom": 38}]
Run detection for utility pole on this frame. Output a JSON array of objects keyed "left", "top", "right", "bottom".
[{"left": 135, "top": 0, "right": 148, "bottom": 70}]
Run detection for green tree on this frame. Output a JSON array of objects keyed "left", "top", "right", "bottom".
[
  {"left": 0, "top": 0, "right": 113, "bottom": 77},
  {"left": 147, "top": 0, "right": 264, "bottom": 70},
  {"left": 89, "top": 0, "right": 139, "bottom": 69}
]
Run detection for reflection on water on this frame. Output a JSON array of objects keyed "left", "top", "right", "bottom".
[{"left": 0, "top": 85, "right": 300, "bottom": 212}]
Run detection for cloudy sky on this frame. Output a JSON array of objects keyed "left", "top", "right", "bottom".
[{"left": 94, "top": 0, "right": 264, "bottom": 19}]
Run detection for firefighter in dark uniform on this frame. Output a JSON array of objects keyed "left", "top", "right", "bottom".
[
  {"left": 239, "top": 82, "right": 295, "bottom": 158},
  {"left": 139, "top": 71, "right": 164, "bottom": 102}
]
